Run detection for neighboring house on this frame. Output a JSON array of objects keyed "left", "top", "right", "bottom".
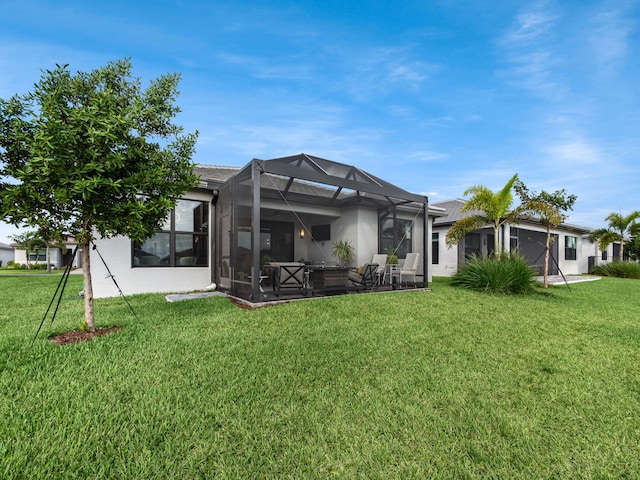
[
  {"left": 90, "top": 153, "right": 444, "bottom": 301},
  {"left": 12, "top": 238, "right": 80, "bottom": 269},
  {"left": 583, "top": 240, "right": 622, "bottom": 269},
  {"left": 430, "top": 199, "right": 594, "bottom": 276},
  {"left": 0, "top": 242, "right": 13, "bottom": 266}
]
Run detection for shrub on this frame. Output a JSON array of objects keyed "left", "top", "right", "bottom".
[
  {"left": 452, "top": 253, "right": 536, "bottom": 294},
  {"left": 590, "top": 261, "right": 640, "bottom": 279},
  {"left": 29, "top": 263, "right": 47, "bottom": 270}
]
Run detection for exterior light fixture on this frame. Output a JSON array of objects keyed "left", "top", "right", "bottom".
[{"left": 299, "top": 229, "right": 305, "bottom": 238}]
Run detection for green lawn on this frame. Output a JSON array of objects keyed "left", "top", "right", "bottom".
[{"left": 1, "top": 275, "right": 639, "bottom": 479}]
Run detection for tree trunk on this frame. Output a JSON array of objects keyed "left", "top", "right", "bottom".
[
  {"left": 619, "top": 235, "right": 624, "bottom": 261},
  {"left": 81, "top": 241, "right": 96, "bottom": 332},
  {"left": 493, "top": 226, "right": 500, "bottom": 258},
  {"left": 543, "top": 228, "right": 551, "bottom": 289},
  {"left": 46, "top": 245, "right": 51, "bottom": 273}
]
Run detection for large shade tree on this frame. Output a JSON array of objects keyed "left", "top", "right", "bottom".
[
  {"left": 0, "top": 59, "right": 198, "bottom": 331},
  {"left": 588, "top": 211, "right": 640, "bottom": 261},
  {"left": 445, "top": 174, "right": 521, "bottom": 257},
  {"left": 515, "top": 182, "right": 577, "bottom": 288}
]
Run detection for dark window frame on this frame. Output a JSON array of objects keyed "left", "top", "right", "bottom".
[
  {"left": 28, "top": 248, "right": 47, "bottom": 262},
  {"left": 564, "top": 235, "right": 577, "bottom": 261},
  {"left": 432, "top": 232, "right": 439, "bottom": 265},
  {"left": 132, "top": 199, "right": 209, "bottom": 268}
]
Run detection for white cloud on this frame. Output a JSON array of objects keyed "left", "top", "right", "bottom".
[
  {"left": 341, "top": 46, "right": 438, "bottom": 100},
  {"left": 506, "top": 10, "right": 558, "bottom": 43},
  {"left": 406, "top": 151, "right": 449, "bottom": 163},
  {"left": 497, "top": 4, "right": 565, "bottom": 99},
  {"left": 588, "top": 8, "right": 635, "bottom": 67},
  {"left": 543, "top": 139, "right": 603, "bottom": 167}
]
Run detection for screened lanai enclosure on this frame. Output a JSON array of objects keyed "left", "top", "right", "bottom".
[{"left": 214, "top": 154, "right": 429, "bottom": 302}]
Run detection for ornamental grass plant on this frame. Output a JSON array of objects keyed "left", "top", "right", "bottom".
[
  {"left": 451, "top": 252, "right": 536, "bottom": 294},
  {"left": 590, "top": 260, "right": 640, "bottom": 279}
]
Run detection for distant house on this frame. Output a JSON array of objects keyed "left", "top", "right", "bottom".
[
  {"left": 0, "top": 242, "right": 13, "bottom": 266},
  {"left": 90, "top": 154, "right": 444, "bottom": 301},
  {"left": 430, "top": 199, "right": 594, "bottom": 276},
  {"left": 12, "top": 238, "right": 80, "bottom": 269}
]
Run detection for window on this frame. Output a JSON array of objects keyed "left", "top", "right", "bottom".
[
  {"left": 510, "top": 228, "right": 519, "bottom": 252},
  {"left": 613, "top": 243, "right": 621, "bottom": 260},
  {"left": 380, "top": 217, "right": 412, "bottom": 259},
  {"left": 565, "top": 235, "right": 577, "bottom": 260},
  {"left": 28, "top": 249, "right": 47, "bottom": 262},
  {"left": 432, "top": 232, "right": 439, "bottom": 264},
  {"left": 133, "top": 199, "right": 208, "bottom": 267}
]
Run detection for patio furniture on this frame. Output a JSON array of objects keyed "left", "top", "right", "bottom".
[
  {"left": 269, "top": 262, "right": 307, "bottom": 295},
  {"left": 309, "top": 265, "right": 350, "bottom": 292},
  {"left": 371, "top": 254, "right": 388, "bottom": 284},
  {"left": 348, "top": 263, "right": 380, "bottom": 291},
  {"left": 391, "top": 253, "right": 420, "bottom": 286}
]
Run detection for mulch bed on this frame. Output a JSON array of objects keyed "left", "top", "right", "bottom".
[{"left": 50, "top": 326, "right": 122, "bottom": 345}]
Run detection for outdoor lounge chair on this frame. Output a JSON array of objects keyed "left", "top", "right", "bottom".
[
  {"left": 391, "top": 253, "right": 420, "bottom": 286},
  {"left": 270, "top": 262, "right": 307, "bottom": 295},
  {"left": 348, "top": 263, "right": 379, "bottom": 291}
]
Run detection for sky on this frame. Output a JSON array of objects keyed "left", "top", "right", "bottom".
[{"left": 1, "top": 0, "right": 639, "bottom": 243}]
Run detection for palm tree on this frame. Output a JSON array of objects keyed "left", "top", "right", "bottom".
[
  {"left": 445, "top": 174, "right": 520, "bottom": 257},
  {"left": 589, "top": 211, "right": 640, "bottom": 261}
]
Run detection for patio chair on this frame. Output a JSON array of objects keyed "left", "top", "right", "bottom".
[
  {"left": 371, "top": 254, "right": 388, "bottom": 284},
  {"left": 270, "top": 262, "right": 307, "bottom": 296},
  {"left": 391, "top": 253, "right": 420, "bottom": 286},
  {"left": 348, "top": 263, "right": 379, "bottom": 291}
]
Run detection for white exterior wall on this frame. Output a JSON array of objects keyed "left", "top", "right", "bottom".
[
  {"left": 581, "top": 236, "right": 615, "bottom": 267},
  {"left": 330, "top": 207, "right": 359, "bottom": 267},
  {"left": 91, "top": 191, "right": 214, "bottom": 299},
  {"left": 13, "top": 249, "right": 27, "bottom": 265},
  {"left": 354, "top": 206, "right": 378, "bottom": 266},
  {"left": 556, "top": 232, "right": 580, "bottom": 275},
  {"left": 0, "top": 247, "right": 14, "bottom": 266},
  {"left": 432, "top": 227, "right": 458, "bottom": 277},
  {"left": 90, "top": 235, "right": 212, "bottom": 298}
]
